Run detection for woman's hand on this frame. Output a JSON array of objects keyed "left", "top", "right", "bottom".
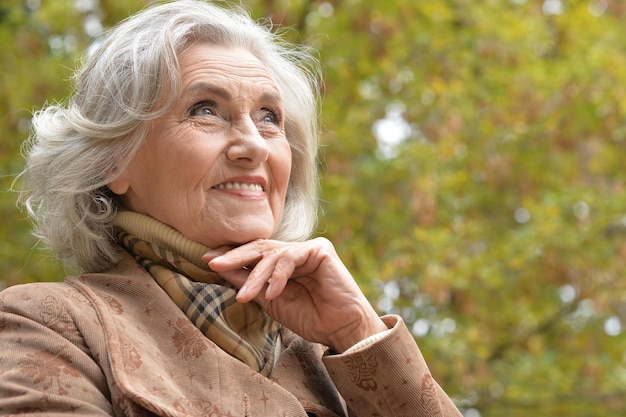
[{"left": 202, "top": 238, "right": 388, "bottom": 353}]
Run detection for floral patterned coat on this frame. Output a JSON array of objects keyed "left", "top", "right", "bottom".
[{"left": 0, "top": 252, "right": 461, "bottom": 417}]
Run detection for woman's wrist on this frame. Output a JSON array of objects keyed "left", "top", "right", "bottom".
[
  {"left": 343, "top": 328, "right": 393, "bottom": 354},
  {"left": 331, "top": 315, "right": 389, "bottom": 353}
]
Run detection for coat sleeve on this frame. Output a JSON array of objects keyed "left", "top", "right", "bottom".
[
  {"left": 0, "top": 283, "right": 115, "bottom": 416},
  {"left": 322, "top": 315, "right": 462, "bottom": 417}
]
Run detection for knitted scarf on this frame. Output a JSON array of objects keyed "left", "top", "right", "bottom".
[{"left": 112, "top": 211, "right": 280, "bottom": 376}]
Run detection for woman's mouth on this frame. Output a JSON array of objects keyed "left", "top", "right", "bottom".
[{"left": 213, "top": 182, "right": 264, "bottom": 192}]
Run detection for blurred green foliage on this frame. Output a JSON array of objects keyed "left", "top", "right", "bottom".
[{"left": 1, "top": 0, "right": 625, "bottom": 415}]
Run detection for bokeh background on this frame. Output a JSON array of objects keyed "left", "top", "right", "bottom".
[{"left": 1, "top": 0, "right": 625, "bottom": 415}]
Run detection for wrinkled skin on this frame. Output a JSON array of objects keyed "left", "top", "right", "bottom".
[
  {"left": 110, "top": 42, "right": 387, "bottom": 353},
  {"left": 204, "top": 238, "right": 388, "bottom": 353}
]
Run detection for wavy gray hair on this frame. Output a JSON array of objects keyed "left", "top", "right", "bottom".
[{"left": 19, "top": 0, "right": 321, "bottom": 272}]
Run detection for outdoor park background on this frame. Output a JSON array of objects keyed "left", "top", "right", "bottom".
[{"left": 1, "top": 0, "right": 625, "bottom": 415}]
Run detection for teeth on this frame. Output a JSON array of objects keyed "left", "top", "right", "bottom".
[{"left": 214, "top": 182, "right": 263, "bottom": 191}]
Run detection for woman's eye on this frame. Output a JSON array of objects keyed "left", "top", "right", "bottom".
[
  {"left": 261, "top": 109, "right": 281, "bottom": 125},
  {"left": 189, "top": 101, "right": 216, "bottom": 117}
]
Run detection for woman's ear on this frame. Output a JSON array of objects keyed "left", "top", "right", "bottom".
[{"left": 107, "top": 174, "right": 130, "bottom": 196}]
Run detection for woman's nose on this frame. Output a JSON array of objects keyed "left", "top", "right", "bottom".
[{"left": 226, "top": 118, "right": 269, "bottom": 165}]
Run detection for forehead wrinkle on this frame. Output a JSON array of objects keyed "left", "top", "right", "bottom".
[
  {"left": 178, "top": 47, "right": 283, "bottom": 105},
  {"left": 183, "top": 80, "right": 282, "bottom": 106},
  {"left": 183, "top": 82, "right": 231, "bottom": 100}
]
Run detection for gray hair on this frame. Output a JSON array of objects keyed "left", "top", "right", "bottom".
[{"left": 19, "top": 0, "right": 321, "bottom": 272}]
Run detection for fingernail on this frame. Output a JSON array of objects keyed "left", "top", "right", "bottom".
[
  {"left": 237, "top": 286, "right": 249, "bottom": 301},
  {"left": 202, "top": 253, "right": 221, "bottom": 262}
]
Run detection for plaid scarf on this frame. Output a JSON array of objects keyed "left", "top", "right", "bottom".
[{"left": 112, "top": 211, "right": 280, "bottom": 376}]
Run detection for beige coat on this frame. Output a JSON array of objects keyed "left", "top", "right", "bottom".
[{"left": 0, "top": 252, "right": 461, "bottom": 416}]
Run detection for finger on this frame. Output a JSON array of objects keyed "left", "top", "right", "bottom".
[
  {"left": 202, "top": 246, "right": 234, "bottom": 264},
  {"left": 236, "top": 256, "right": 279, "bottom": 302},
  {"left": 213, "top": 268, "right": 250, "bottom": 289},
  {"left": 238, "top": 242, "right": 303, "bottom": 302},
  {"left": 204, "top": 242, "right": 266, "bottom": 272},
  {"left": 207, "top": 254, "right": 261, "bottom": 273},
  {"left": 264, "top": 255, "right": 296, "bottom": 300}
]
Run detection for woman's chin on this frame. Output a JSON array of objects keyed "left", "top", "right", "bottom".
[
  {"left": 232, "top": 232, "right": 273, "bottom": 245},
  {"left": 203, "top": 230, "right": 274, "bottom": 248}
]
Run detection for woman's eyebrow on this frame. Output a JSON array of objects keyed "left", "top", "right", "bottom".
[
  {"left": 184, "top": 82, "right": 282, "bottom": 104},
  {"left": 184, "top": 82, "right": 231, "bottom": 99},
  {"left": 259, "top": 91, "right": 282, "bottom": 105}
]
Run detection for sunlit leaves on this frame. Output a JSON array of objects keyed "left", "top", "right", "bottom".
[{"left": 1, "top": 0, "right": 625, "bottom": 415}]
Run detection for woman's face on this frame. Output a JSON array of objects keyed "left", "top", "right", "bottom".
[{"left": 109, "top": 43, "right": 291, "bottom": 248}]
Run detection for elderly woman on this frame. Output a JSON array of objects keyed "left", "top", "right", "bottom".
[{"left": 0, "top": 1, "right": 461, "bottom": 416}]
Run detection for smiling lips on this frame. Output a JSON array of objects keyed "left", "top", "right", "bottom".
[{"left": 213, "top": 182, "right": 264, "bottom": 192}]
